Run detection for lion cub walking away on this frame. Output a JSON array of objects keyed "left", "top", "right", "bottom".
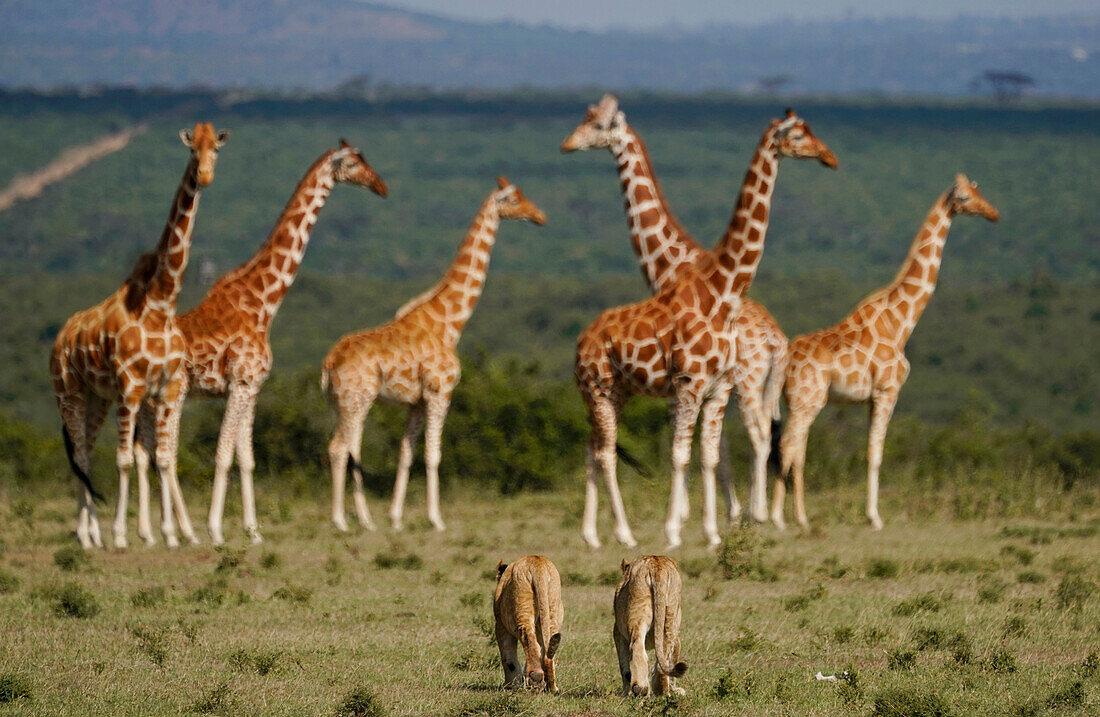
[
  {"left": 614, "top": 555, "right": 688, "bottom": 697},
  {"left": 494, "top": 556, "right": 564, "bottom": 691}
]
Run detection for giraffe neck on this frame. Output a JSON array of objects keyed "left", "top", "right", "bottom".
[
  {"left": 420, "top": 198, "right": 501, "bottom": 345},
  {"left": 702, "top": 124, "right": 780, "bottom": 304},
  {"left": 883, "top": 193, "right": 953, "bottom": 343},
  {"left": 611, "top": 126, "right": 703, "bottom": 292},
  {"left": 145, "top": 157, "right": 202, "bottom": 313},
  {"left": 234, "top": 151, "right": 337, "bottom": 327}
]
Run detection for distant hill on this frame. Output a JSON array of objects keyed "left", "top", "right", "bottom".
[{"left": 0, "top": 1, "right": 1097, "bottom": 96}]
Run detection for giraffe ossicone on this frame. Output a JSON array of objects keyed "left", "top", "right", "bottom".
[
  {"left": 323, "top": 178, "right": 546, "bottom": 534},
  {"left": 774, "top": 174, "right": 999, "bottom": 532},
  {"left": 133, "top": 139, "right": 387, "bottom": 547},
  {"left": 50, "top": 122, "right": 228, "bottom": 550},
  {"left": 573, "top": 110, "right": 837, "bottom": 550}
]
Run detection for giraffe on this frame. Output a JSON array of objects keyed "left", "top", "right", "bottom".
[
  {"left": 574, "top": 111, "right": 837, "bottom": 550},
  {"left": 134, "top": 140, "right": 388, "bottom": 546},
  {"left": 561, "top": 93, "right": 789, "bottom": 524},
  {"left": 49, "top": 123, "right": 229, "bottom": 550},
  {"left": 322, "top": 177, "right": 546, "bottom": 533},
  {"left": 773, "top": 174, "right": 999, "bottom": 531}
]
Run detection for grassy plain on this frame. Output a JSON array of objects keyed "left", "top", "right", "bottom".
[{"left": 0, "top": 483, "right": 1097, "bottom": 716}]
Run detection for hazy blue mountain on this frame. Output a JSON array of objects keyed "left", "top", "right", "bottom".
[{"left": 0, "top": 1, "right": 1096, "bottom": 95}]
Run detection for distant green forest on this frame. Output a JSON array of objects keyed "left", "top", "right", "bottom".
[{"left": 0, "top": 92, "right": 1096, "bottom": 498}]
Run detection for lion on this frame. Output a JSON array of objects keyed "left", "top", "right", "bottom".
[
  {"left": 493, "top": 555, "right": 564, "bottom": 691},
  {"left": 613, "top": 555, "right": 688, "bottom": 697}
]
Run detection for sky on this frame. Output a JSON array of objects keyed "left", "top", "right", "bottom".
[{"left": 381, "top": 0, "right": 1099, "bottom": 30}]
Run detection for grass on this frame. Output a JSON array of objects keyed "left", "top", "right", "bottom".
[{"left": 0, "top": 487, "right": 1097, "bottom": 715}]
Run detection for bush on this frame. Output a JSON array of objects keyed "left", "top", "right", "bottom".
[
  {"left": 336, "top": 686, "right": 387, "bottom": 717},
  {"left": 53, "top": 545, "right": 86, "bottom": 572},
  {"left": 52, "top": 582, "right": 99, "bottom": 618},
  {"left": 977, "top": 577, "right": 1007, "bottom": 604},
  {"left": 892, "top": 592, "right": 944, "bottom": 616},
  {"left": 867, "top": 558, "right": 900, "bottom": 579},
  {"left": 0, "top": 673, "right": 32, "bottom": 703},
  {"left": 373, "top": 553, "right": 423, "bottom": 570},
  {"left": 713, "top": 669, "right": 755, "bottom": 700},
  {"left": 887, "top": 649, "right": 916, "bottom": 671},
  {"left": 130, "top": 586, "right": 167, "bottom": 608},
  {"left": 273, "top": 583, "right": 312, "bottom": 604},
  {"left": 449, "top": 694, "right": 520, "bottom": 717},
  {"left": 1054, "top": 575, "right": 1095, "bottom": 610},
  {"left": 871, "top": 687, "right": 953, "bottom": 716},
  {"left": 190, "top": 682, "right": 231, "bottom": 714},
  {"left": 987, "top": 648, "right": 1018, "bottom": 673},
  {"left": 1017, "top": 570, "right": 1045, "bottom": 584},
  {"left": 717, "top": 530, "right": 776, "bottom": 581},
  {"left": 1045, "top": 681, "right": 1086, "bottom": 710},
  {"left": 189, "top": 577, "right": 230, "bottom": 606},
  {"left": 0, "top": 569, "right": 20, "bottom": 595}
]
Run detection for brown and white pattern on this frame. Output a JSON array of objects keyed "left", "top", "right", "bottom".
[
  {"left": 49, "top": 123, "right": 228, "bottom": 549},
  {"left": 774, "top": 174, "right": 999, "bottom": 531},
  {"left": 322, "top": 177, "right": 546, "bottom": 533},
  {"left": 562, "top": 94, "right": 789, "bottom": 524},
  {"left": 574, "top": 111, "right": 837, "bottom": 550},
  {"left": 134, "top": 140, "right": 387, "bottom": 545}
]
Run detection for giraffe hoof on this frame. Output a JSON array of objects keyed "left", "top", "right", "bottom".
[
  {"left": 582, "top": 531, "right": 601, "bottom": 549},
  {"left": 333, "top": 518, "right": 349, "bottom": 532},
  {"left": 142, "top": 536, "right": 156, "bottom": 547},
  {"left": 114, "top": 534, "right": 128, "bottom": 550},
  {"left": 249, "top": 533, "right": 264, "bottom": 547},
  {"left": 868, "top": 516, "right": 884, "bottom": 531}
]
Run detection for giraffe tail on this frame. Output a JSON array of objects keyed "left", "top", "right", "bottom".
[
  {"left": 62, "top": 425, "right": 104, "bottom": 503},
  {"left": 616, "top": 443, "right": 654, "bottom": 479}
]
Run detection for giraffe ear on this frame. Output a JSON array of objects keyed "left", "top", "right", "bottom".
[
  {"left": 785, "top": 107, "right": 796, "bottom": 118},
  {"left": 339, "top": 138, "right": 351, "bottom": 149},
  {"left": 215, "top": 130, "right": 230, "bottom": 147},
  {"left": 496, "top": 175, "right": 511, "bottom": 190},
  {"left": 179, "top": 129, "right": 194, "bottom": 147}
]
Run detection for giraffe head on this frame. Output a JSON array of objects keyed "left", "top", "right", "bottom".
[
  {"left": 332, "top": 139, "right": 388, "bottom": 197},
  {"left": 493, "top": 176, "right": 547, "bottom": 225},
  {"left": 773, "top": 109, "right": 838, "bottom": 169},
  {"left": 946, "top": 173, "right": 999, "bottom": 222},
  {"left": 559, "top": 93, "right": 627, "bottom": 153},
  {"left": 178, "top": 122, "right": 229, "bottom": 186}
]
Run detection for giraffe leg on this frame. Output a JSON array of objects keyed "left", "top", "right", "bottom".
[
  {"left": 208, "top": 385, "right": 248, "bottom": 546},
  {"left": 736, "top": 378, "right": 770, "bottom": 524},
  {"left": 346, "top": 399, "right": 377, "bottom": 532},
  {"left": 80, "top": 393, "right": 110, "bottom": 548},
  {"left": 327, "top": 393, "right": 372, "bottom": 532},
  {"left": 716, "top": 432, "right": 740, "bottom": 526},
  {"left": 666, "top": 396, "right": 702, "bottom": 550},
  {"left": 774, "top": 376, "right": 826, "bottom": 531},
  {"left": 234, "top": 390, "right": 262, "bottom": 545},
  {"left": 162, "top": 388, "right": 198, "bottom": 545},
  {"left": 134, "top": 405, "right": 157, "bottom": 546},
  {"left": 593, "top": 394, "right": 636, "bottom": 548},
  {"left": 423, "top": 391, "right": 451, "bottom": 532},
  {"left": 699, "top": 386, "right": 732, "bottom": 549},
  {"left": 112, "top": 395, "right": 143, "bottom": 550},
  {"left": 582, "top": 433, "right": 602, "bottom": 549},
  {"left": 60, "top": 392, "right": 96, "bottom": 549},
  {"left": 389, "top": 405, "right": 424, "bottom": 531},
  {"left": 866, "top": 390, "right": 899, "bottom": 531}
]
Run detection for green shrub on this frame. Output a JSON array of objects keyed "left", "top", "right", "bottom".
[
  {"left": 871, "top": 687, "right": 953, "bottom": 716},
  {"left": 273, "top": 583, "right": 312, "bottom": 604},
  {"left": 189, "top": 577, "right": 230, "bottom": 606},
  {"left": 562, "top": 571, "right": 592, "bottom": 586},
  {"left": 336, "top": 686, "right": 387, "bottom": 717},
  {"left": 53, "top": 545, "right": 85, "bottom": 572},
  {"left": 1017, "top": 570, "right": 1045, "bottom": 584},
  {"left": 1054, "top": 575, "right": 1095, "bottom": 610},
  {"left": 887, "top": 649, "right": 916, "bottom": 671},
  {"left": 892, "top": 592, "right": 944, "bottom": 616},
  {"left": 52, "top": 581, "right": 98, "bottom": 618},
  {"left": 1000, "top": 545, "right": 1035, "bottom": 566},
  {"left": 867, "top": 558, "right": 900, "bottom": 579},
  {"left": 1002, "top": 616, "right": 1027, "bottom": 638},
  {"left": 130, "top": 586, "right": 167, "bottom": 608},
  {"left": 0, "top": 569, "right": 20, "bottom": 595},
  {"left": 450, "top": 694, "right": 520, "bottom": 717},
  {"left": 260, "top": 552, "right": 282, "bottom": 570},
  {"left": 977, "top": 577, "right": 1007, "bottom": 604},
  {"left": 717, "top": 530, "right": 776, "bottom": 581},
  {"left": 1045, "top": 681, "right": 1086, "bottom": 710},
  {"left": 189, "top": 682, "right": 231, "bottom": 714},
  {"left": 987, "top": 648, "right": 1018, "bottom": 673},
  {"left": 713, "top": 669, "right": 756, "bottom": 700},
  {"left": 229, "top": 648, "right": 281, "bottom": 676},
  {"left": 373, "top": 552, "right": 423, "bottom": 570},
  {"left": 0, "top": 673, "right": 32, "bottom": 703},
  {"left": 128, "top": 623, "right": 169, "bottom": 667}
]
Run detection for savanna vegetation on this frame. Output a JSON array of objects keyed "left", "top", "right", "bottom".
[{"left": 0, "top": 90, "right": 1097, "bottom": 715}]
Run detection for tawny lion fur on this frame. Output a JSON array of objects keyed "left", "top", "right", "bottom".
[
  {"left": 493, "top": 555, "right": 564, "bottom": 691},
  {"left": 614, "top": 555, "right": 688, "bottom": 697}
]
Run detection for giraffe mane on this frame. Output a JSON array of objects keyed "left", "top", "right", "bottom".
[{"left": 393, "top": 280, "right": 445, "bottom": 319}]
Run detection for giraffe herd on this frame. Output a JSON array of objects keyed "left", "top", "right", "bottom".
[{"left": 50, "top": 100, "right": 999, "bottom": 552}]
